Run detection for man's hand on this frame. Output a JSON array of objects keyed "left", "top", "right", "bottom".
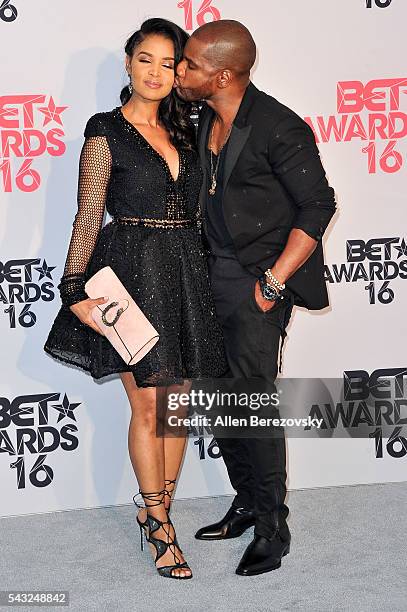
[
  {"left": 254, "top": 280, "right": 276, "bottom": 312},
  {"left": 69, "top": 296, "right": 109, "bottom": 335}
]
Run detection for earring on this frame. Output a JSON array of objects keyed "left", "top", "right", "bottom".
[{"left": 128, "top": 74, "right": 133, "bottom": 95}]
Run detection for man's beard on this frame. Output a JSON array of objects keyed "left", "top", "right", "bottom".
[{"left": 176, "top": 80, "right": 213, "bottom": 103}]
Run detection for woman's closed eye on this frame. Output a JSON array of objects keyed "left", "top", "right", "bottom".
[{"left": 139, "top": 59, "right": 174, "bottom": 70}]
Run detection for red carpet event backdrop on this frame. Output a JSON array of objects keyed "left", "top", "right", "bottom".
[{"left": 1, "top": 0, "right": 406, "bottom": 517}]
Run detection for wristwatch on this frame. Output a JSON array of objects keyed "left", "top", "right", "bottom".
[{"left": 259, "top": 275, "right": 284, "bottom": 301}]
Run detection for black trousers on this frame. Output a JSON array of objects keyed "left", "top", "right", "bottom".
[{"left": 208, "top": 255, "right": 295, "bottom": 539}]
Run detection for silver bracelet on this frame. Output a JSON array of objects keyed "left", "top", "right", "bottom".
[{"left": 265, "top": 269, "right": 285, "bottom": 291}]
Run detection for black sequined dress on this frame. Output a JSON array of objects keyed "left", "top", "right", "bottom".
[{"left": 43, "top": 107, "right": 227, "bottom": 387}]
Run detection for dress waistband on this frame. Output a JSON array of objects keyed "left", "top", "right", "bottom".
[{"left": 112, "top": 216, "right": 198, "bottom": 228}]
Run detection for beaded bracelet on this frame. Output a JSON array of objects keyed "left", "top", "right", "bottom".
[
  {"left": 265, "top": 269, "right": 285, "bottom": 292},
  {"left": 58, "top": 274, "right": 88, "bottom": 307}
]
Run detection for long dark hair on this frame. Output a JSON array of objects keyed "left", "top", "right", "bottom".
[{"left": 120, "top": 18, "right": 196, "bottom": 152}]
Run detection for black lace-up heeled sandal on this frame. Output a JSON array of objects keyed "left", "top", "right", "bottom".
[{"left": 132, "top": 489, "right": 192, "bottom": 580}]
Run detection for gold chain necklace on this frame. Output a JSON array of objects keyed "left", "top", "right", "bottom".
[{"left": 208, "top": 116, "right": 233, "bottom": 196}]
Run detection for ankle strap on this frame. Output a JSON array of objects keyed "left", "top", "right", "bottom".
[
  {"left": 164, "top": 479, "right": 176, "bottom": 493},
  {"left": 133, "top": 488, "right": 166, "bottom": 509}
]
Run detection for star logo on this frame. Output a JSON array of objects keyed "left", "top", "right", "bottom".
[
  {"left": 52, "top": 394, "right": 81, "bottom": 423},
  {"left": 38, "top": 96, "right": 67, "bottom": 127},
  {"left": 35, "top": 259, "right": 56, "bottom": 281},
  {"left": 394, "top": 238, "right": 407, "bottom": 259}
]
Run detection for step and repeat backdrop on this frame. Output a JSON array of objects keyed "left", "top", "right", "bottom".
[{"left": 1, "top": 0, "right": 406, "bottom": 517}]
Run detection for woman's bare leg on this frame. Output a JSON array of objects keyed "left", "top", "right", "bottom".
[
  {"left": 162, "top": 381, "right": 191, "bottom": 511},
  {"left": 120, "top": 372, "right": 191, "bottom": 578}
]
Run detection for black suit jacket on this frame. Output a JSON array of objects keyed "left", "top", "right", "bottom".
[{"left": 197, "top": 82, "right": 337, "bottom": 310}]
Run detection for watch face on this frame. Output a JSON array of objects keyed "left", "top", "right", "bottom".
[{"left": 260, "top": 278, "right": 279, "bottom": 301}]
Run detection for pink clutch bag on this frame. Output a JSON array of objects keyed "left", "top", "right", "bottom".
[{"left": 84, "top": 266, "right": 159, "bottom": 366}]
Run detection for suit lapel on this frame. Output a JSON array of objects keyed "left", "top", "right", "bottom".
[
  {"left": 197, "top": 82, "right": 259, "bottom": 210},
  {"left": 222, "top": 82, "right": 259, "bottom": 190},
  {"left": 223, "top": 124, "right": 251, "bottom": 190}
]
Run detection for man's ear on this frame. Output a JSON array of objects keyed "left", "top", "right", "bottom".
[{"left": 217, "top": 69, "right": 233, "bottom": 89}]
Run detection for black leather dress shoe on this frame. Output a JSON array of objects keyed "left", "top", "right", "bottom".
[
  {"left": 195, "top": 506, "right": 255, "bottom": 540},
  {"left": 235, "top": 532, "right": 290, "bottom": 575}
]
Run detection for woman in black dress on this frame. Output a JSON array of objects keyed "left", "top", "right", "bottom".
[{"left": 44, "top": 18, "right": 227, "bottom": 580}]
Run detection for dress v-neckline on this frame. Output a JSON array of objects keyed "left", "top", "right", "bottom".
[{"left": 118, "top": 107, "right": 181, "bottom": 183}]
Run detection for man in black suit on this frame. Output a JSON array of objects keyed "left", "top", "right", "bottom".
[{"left": 175, "top": 20, "right": 336, "bottom": 576}]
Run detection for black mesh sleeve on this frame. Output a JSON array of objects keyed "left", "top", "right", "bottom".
[{"left": 58, "top": 123, "right": 112, "bottom": 307}]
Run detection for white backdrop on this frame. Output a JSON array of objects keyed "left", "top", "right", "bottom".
[{"left": 1, "top": 0, "right": 406, "bottom": 517}]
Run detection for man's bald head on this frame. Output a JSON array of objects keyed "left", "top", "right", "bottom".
[{"left": 192, "top": 20, "right": 256, "bottom": 78}]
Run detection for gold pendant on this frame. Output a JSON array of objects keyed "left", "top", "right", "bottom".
[{"left": 209, "top": 178, "right": 216, "bottom": 195}]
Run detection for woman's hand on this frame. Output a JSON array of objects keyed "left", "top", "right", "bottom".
[{"left": 69, "top": 296, "right": 109, "bottom": 335}]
